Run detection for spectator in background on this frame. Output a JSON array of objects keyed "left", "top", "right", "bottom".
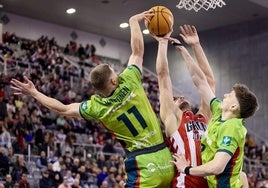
[
  {"left": 0, "top": 87, "right": 6, "bottom": 99},
  {"left": 4, "top": 174, "right": 15, "bottom": 188},
  {"left": 71, "top": 178, "right": 81, "bottom": 188},
  {"left": 96, "top": 166, "right": 108, "bottom": 187},
  {"left": 102, "top": 139, "right": 116, "bottom": 160},
  {"left": 64, "top": 170, "right": 74, "bottom": 187},
  {"left": 0, "top": 122, "right": 12, "bottom": 150},
  {"left": 58, "top": 177, "right": 71, "bottom": 188},
  {"left": 6, "top": 98, "right": 16, "bottom": 115},
  {"left": 39, "top": 170, "right": 53, "bottom": 188},
  {"left": 36, "top": 150, "right": 48, "bottom": 171},
  {"left": 34, "top": 123, "right": 44, "bottom": 151},
  {"left": 52, "top": 171, "right": 63, "bottom": 188},
  {"left": 78, "top": 165, "right": 90, "bottom": 187},
  {"left": 39, "top": 131, "right": 55, "bottom": 155},
  {"left": 18, "top": 173, "right": 30, "bottom": 188},
  {"left": 96, "top": 153, "right": 106, "bottom": 169},
  {"left": 61, "top": 135, "right": 74, "bottom": 157},
  {"left": 0, "top": 147, "right": 9, "bottom": 176},
  {"left": 47, "top": 150, "right": 58, "bottom": 164},
  {"left": 7, "top": 147, "right": 16, "bottom": 165},
  {"left": 71, "top": 158, "right": 80, "bottom": 176},
  {"left": 11, "top": 155, "right": 28, "bottom": 181},
  {"left": 57, "top": 127, "right": 67, "bottom": 142},
  {"left": 0, "top": 96, "right": 7, "bottom": 122},
  {"left": 103, "top": 167, "right": 116, "bottom": 188}
]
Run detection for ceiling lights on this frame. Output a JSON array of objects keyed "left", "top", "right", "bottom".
[
  {"left": 120, "top": 23, "right": 129, "bottom": 28},
  {"left": 66, "top": 8, "right": 76, "bottom": 14}
]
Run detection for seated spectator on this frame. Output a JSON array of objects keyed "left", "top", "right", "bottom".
[
  {"left": 78, "top": 165, "right": 90, "bottom": 187},
  {"left": 103, "top": 167, "right": 116, "bottom": 188},
  {"left": 52, "top": 156, "right": 63, "bottom": 172},
  {"left": 47, "top": 150, "right": 58, "bottom": 164},
  {"left": 63, "top": 170, "right": 74, "bottom": 187},
  {"left": 11, "top": 155, "right": 28, "bottom": 181},
  {"left": 4, "top": 174, "right": 14, "bottom": 188},
  {"left": 0, "top": 123, "right": 12, "bottom": 150},
  {"left": 58, "top": 177, "right": 71, "bottom": 188},
  {"left": 53, "top": 171, "right": 63, "bottom": 188},
  {"left": 71, "top": 158, "right": 80, "bottom": 176},
  {"left": 61, "top": 135, "right": 74, "bottom": 157},
  {"left": 34, "top": 123, "right": 44, "bottom": 150},
  {"left": 100, "top": 180, "right": 109, "bottom": 188},
  {"left": 57, "top": 128, "right": 66, "bottom": 142},
  {"left": 36, "top": 150, "right": 48, "bottom": 171},
  {"left": 0, "top": 97, "right": 7, "bottom": 122},
  {"left": 47, "top": 162, "right": 55, "bottom": 179},
  {"left": 18, "top": 173, "right": 29, "bottom": 188},
  {"left": 39, "top": 131, "right": 55, "bottom": 155},
  {"left": 71, "top": 178, "right": 81, "bottom": 188},
  {"left": 7, "top": 147, "right": 16, "bottom": 165},
  {"left": 39, "top": 170, "right": 53, "bottom": 188},
  {"left": 0, "top": 147, "right": 9, "bottom": 176},
  {"left": 96, "top": 153, "right": 106, "bottom": 169},
  {"left": 96, "top": 166, "right": 108, "bottom": 187}
]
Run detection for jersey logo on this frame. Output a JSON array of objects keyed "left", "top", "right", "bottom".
[
  {"left": 81, "top": 102, "right": 88, "bottom": 110},
  {"left": 221, "top": 136, "right": 232, "bottom": 146}
]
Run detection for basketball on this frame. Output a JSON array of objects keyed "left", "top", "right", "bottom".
[{"left": 145, "top": 6, "right": 174, "bottom": 37}]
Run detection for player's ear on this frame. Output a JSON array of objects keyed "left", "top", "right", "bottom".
[{"left": 111, "top": 77, "right": 117, "bottom": 85}]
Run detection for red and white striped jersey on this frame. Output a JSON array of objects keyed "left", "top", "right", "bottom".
[{"left": 168, "top": 111, "right": 208, "bottom": 188}]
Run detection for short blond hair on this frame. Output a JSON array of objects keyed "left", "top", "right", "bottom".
[{"left": 90, "top": 64, "right": 112, "bottom": 91}]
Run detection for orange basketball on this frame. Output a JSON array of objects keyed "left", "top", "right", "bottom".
[{"left": 145, "top": 6, "right": 174, "bottom": 37}]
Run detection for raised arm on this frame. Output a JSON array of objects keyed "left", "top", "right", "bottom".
[
  {"left": 171, "top": 38, "right": 215, "bottom": 107},
  {"left": 154, "top": 32, "right": 180, "bottom": 137},
  {"left": 177, "top": 25, "right": 215, "bottom": 118},
  {"left": 10, "top": 76, "right": 81, "bottom": 118},
  {"left": 127, "top": 11, "right": 153, "bottom": 71},
  {"left": 179, "top": 25, "right": 215, "bottom": 93}
]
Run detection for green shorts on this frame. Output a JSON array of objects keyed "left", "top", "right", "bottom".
[{"left": 125, "top": 146, "right": 175, "bottom": 188}]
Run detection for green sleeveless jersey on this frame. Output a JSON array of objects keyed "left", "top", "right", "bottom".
[
  {"left": 201, "top": 98, "right": 246, "bottom": 188},
  {"left": 79, "top": 65, "right": 164, "bottom": 153}
]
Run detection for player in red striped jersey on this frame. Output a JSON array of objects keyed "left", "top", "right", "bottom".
[{"left": 154, "top": 25, "right": 215, "bottom": 188}]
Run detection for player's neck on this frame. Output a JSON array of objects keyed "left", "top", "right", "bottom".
[{"left": 221, "top": 111, "right": 238, "bottom": 121}]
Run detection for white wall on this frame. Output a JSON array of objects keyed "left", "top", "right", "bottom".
[{"left": 3, "top": 13, "right": 131, "bottom": 64}]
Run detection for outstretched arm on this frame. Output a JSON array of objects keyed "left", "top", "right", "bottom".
[
  {"left": 171, "top": 38, "right": 215, "bottom": 107},
  {"left": 179, "top": 25, "right": 215, "bottom": 119},
  {"left": 179, "top": 25, "right": 215, "bottom": 93},
  {"left": 127, "top": 11, "right": 153, "bottom": 71},
  {"left": 154, "top": 32, "right": 180, "bottom": 137},
  {"left": 10, "top": 76, "right": 81, "bottom": 118}
]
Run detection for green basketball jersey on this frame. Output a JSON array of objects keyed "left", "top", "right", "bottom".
[
  {"left": 201, "top": 98, "right": 246, "bottom": 188},
  {"left": 79, "top": 65, "right": 164, "bottom": 153}
]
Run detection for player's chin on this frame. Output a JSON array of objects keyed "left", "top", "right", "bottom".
[{"left": 179, "top": 101, "right": 191, "bottom": 111}]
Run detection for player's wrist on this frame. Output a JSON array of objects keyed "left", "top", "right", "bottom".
[{"left": 184, "top": 166, "right": 192, "bottom": 175}]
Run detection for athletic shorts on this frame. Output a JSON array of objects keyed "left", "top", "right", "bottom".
[{"left": 125, "top": 145, "right": 175, "bottom": 188}]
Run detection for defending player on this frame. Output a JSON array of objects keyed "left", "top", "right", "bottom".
[
  {"left": 154, "top": 25, "right": 214, "bottom": 188},
  {"left": 170, "top": 29, "right": 259, "bottom": 187}
]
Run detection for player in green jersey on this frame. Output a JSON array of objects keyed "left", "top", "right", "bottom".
[
  {"left": 170, "top": 33, "right": 259, "bottom": 187},
  {"left": 10, "top": 10, "right": 175, "bottom": 188}
]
